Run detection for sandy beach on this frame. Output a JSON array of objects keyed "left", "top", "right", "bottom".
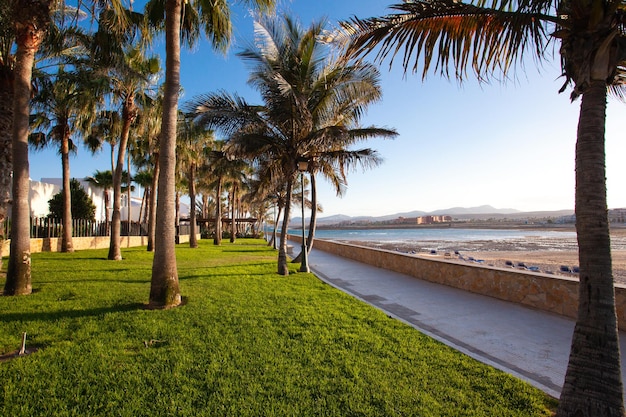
[{"left": 340, "top": 227, "right": 626, "bottom": 285}]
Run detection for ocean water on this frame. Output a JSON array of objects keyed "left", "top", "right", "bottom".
[
  {"left": 280, "top": 227, "right": 588, "bottom": 252},
  {"left": 308, "top": 228, "right": 576, "bottom": 243},
  {"left": 278, "top": 227, "right": 626, "bottom": 251}
]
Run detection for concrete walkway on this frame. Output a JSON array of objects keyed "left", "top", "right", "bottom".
[{"left": 307, "top": 248, "right": 626, "bottom": 399}]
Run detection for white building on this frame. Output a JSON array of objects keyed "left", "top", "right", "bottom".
[
  {"left": 35, "top": 178, "right": 140, "bottom": 221},
  {"left": 30, "top": 178, "right": 190, "bottom": 222}
]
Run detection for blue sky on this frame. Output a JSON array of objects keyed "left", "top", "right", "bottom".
[{"left": 28, "top": 0, "right": 626, "bottom": 217}]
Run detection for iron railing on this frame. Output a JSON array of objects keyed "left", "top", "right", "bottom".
[{"left": 3, "top": 217, "right": 193, "bottom": 239}]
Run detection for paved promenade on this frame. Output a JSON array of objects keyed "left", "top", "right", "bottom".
[{"left": 307, "top": 248, "right": 626, "bottom": 399}]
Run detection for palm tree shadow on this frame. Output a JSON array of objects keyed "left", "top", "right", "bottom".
[
  {"left": 222, "top": 248, "right": 269, "bottom": 253},
  {"left": 0, "top": 303, "right": 144, "bottom": 324}
]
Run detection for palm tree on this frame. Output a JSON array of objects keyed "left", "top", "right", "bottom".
[
  {"left": 0, "top": 1, "right": 85, "bottom": 271},
  {"left": 143, "top": 0, "right": 276, "bottom": 308},
  {"left": 201, "top": 142, "right": 249, "bottom": 246},
  {"left": 90, "top": 7, "right": 160, "bottom": 260},
  {"left": 177, "top": 113, "right": 214, "bottom": 248},
  {"left": 85, "top": 110, "right": 123, "bottom": 172},
  {"left": 297, "top": 149, "right": 384, "bottom": 262},
  {"left": 191, "top": 15, "right": 396, "bottom": 275},
  {"left": 337, "top": 2, "right": 626, "bottom": 415},
  {"left": 131, "top": 91, "right": 162, "bottom": 251},
  {"left": 4, "top": 0, "right": 127, "bottom": 295},
  {"left": 132, "top": 169, "right": 153, "bottom": 224},
  {"left": 3, "top": 0, "right": 52, "bottom": 295},
  {"left": 86, "top": 169, "right": 114, "bottom": 228},
  {"left": 30, "top": 67, "right": 102, "bottom": 253}
]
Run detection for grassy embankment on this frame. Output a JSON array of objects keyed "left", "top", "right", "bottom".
[{"left": 0, "top": 239, "right": 557, "bottom": 416}]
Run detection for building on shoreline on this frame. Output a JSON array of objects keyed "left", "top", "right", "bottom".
[{"left": 417, "top": 215, "right": 453, "bottom": 225}]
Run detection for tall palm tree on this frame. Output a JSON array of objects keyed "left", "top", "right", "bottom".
[
  {"left": 4, "top": 0, "right": 127, "bottom": 295},
  {"left": 30, "top": 67, "right": 103, "bottom": 253},
  {"left": 0, "top": 1, "right": 85, "bottom": 271},
  {"left": 225, "top": 163, "right": 251, "bottom": 242},
  {"left": 132, "top": 169, "right": 153, "bottom": 224},
  {"left": 191, "top": 15, "right": 396, "bottom": 275},
  {"left": 143, "top": 0, "right": 276, "bottom": 308},
  {"left": 298, "top": 148, "right": 384, "bottom": 261},
  {"left": 337, "top": 2, "right": 626, "bottom": 415},
  {"left": 132, "top": 91, "right": 162, "bottom": 251},
  {"left": 91, "top": 7, "right": 160, "bottom": 260},
  {"left": 3, "top": 0, "right": 53, "bottom": 295},
  {"left": 85, "top": 110, "right": 123, "bottom": 172},
  {"left": 86, "top": 169, "right": 114, "bottom": 227},
  {"left": 202, "top": 142, "right": 249, "bottom": 246},
  {"left": 177, "top": 113, "right": 214, "bottom": 248}
]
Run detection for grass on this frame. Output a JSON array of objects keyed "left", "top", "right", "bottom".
[{"left": 0, "top": 239, "right": 557, "bottom": 416}]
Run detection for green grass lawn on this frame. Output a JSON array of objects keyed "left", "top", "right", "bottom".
[{"left": 0, "top": 239, "right": 557, "bottom": 416}]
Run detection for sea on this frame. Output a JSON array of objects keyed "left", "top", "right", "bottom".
[{"left": 278, "top": 227, "right": 626, "bottom": 252}]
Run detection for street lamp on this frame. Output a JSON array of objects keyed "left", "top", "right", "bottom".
[{"left": 297, "top": 158, "right": 309, "bottom": 272}]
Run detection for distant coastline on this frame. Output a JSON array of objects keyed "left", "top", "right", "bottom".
[
  {"left": 316, "top": 222, "right": 579, "bottom": 232},
  {"left": 316, "top": 222, "right": 626, "bottom": 235}
]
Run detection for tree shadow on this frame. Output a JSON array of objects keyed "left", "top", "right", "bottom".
[
  {"left": 0, "top": 302, "right": 145, "bottom": 323},
  {"left": 221, "top": 247, "right": 271, "bottom": 253}
]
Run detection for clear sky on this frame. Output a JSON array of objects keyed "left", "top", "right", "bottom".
[{"left": 28, "top": 0, "right": 626, "bottom": 217}]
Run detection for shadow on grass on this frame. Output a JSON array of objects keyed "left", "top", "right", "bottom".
[
  {"left": 0, "top": 302, "right": 145, "bottom": 323},
  {"left": 221, "top": 247, "right": 274, "bottom": 253},
  {"left": 34, "top": 278, "right": 149, "bottom": 284},
  {"left": 32, "top": 256, "right": 111, "bottom": 262},
  {"left": 179, "top": 272, "right": 275, "bottom": 281}
]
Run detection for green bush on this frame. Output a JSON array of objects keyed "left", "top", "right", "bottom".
[{"left": 48, "top": 178, "right": 96, "bottom": 221}]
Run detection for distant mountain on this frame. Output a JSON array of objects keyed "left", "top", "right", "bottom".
[
  {"left": 429, "top": 205, "right": 520, "bottom": 215},
  {"left": 296, "top": 205, "right": 573, "bottom": 226},
  {"left": 314, "top": 214, "right": 353, "bottom": 224}
]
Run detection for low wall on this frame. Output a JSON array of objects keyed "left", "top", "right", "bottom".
[
  {"left": 292, "top": 236, "right": 626, "bottom": 331},
  {"left": 1, "top": 234, "right": 197, "bottom": 257}
]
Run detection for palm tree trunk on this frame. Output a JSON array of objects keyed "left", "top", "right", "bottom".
[
  {"left": 142, "top": 187, "right": 150, "bottom": 224},
  {"left": 60, "top": 128, "right": 74, "bottom": 253},
  {"left": 5, "top": 1, "right": 51, "bottom": 294},
  {"left": 201, "top": 193, "right": 208, "bottom": 218},
  {"left": 175, "top": 191, "right": 180, "bottom": 243},
  {"left": 230, "top": 184, "right": 236, "bottom": 243},
  {"left": 188, "top": 165, "right": 198, "bottom": 248},
  {"left": 110, "top": 142, "right": 115, "bottom": 173},
  {"left": 278, "top": 178, "right": 293, "bottom": 275},
  {"left": 214, "top": 177, "right": 222, "bottom": 245},
  {"left": 293, "top": 172, "right": 317, "bottom": 264},
  {"left": 269, "top": 202, "right": 281, "bottom": 249},
  {"left": 108, "top": 101, "right": 134, "bottom": 260},
  {"left": 104, "top": 188, "right": 110, "bottom": 233},
  {"left": 127, "top": 149, "right": 132, "bottom": 246},
  {"left": 557, "top": 79, "right": 625, "bottom": 417},
  {"left": 147, "top": 153, "right": 159, "bottom": 252},
  {"left": 306, "top": 172, "right": 317, "bottom": 252},
  {"left": 149, "top": 0, "right": 182, "bottom": 308},
  {"left": 0, "top": 77, "right": 14, "bottom": 271},
  {"left": 138, "top": 188, "right": 146, "bottom": 223}
]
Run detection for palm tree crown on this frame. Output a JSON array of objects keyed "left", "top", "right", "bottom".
[{"left": 190, "top": 14, "right": 397, "bottom": 274}]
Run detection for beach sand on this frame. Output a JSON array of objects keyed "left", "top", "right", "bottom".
[{"left": 339, "top": 228, "right": 626, "bottom": 285}]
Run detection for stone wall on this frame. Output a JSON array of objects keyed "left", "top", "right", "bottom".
[{"left": 294, "top": 236, "right": 626, "bottom": 331}]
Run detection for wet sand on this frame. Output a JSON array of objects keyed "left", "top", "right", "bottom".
[{"left": 338, "top": 228, "right": 626, "bottom": 285}]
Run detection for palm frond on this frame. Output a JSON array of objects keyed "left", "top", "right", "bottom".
[{"left": 337, "top": 0, "right": 555, "bottom": 81}]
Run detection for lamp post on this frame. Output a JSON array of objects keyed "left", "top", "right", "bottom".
[{"left": 297, "top": 158, "right": 309, "bottom": 272}]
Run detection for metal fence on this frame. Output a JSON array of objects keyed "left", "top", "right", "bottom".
[
  {"left": 2, "top": 217, "right": 196, "bottom": 239},
  {"left": 2, "top": 218, "right": 170, "bottom": 239}
]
